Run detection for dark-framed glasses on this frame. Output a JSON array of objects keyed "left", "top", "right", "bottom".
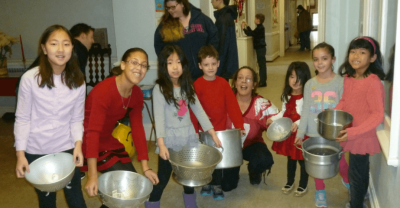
[
  {"left": 125, "top": 60, "right": 149, "bottom": 70},
  {"left": 166, "top": 3, "right": 179, "bottom": 11}
]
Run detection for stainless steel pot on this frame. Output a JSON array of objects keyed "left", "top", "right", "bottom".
[
  {"left": 317, "top": 110, "right": 353, "bottom": 141},
  {"left": 295, "top": 137, "right": 344, "bottom": 179},
  {"left": 199, "top": 129, "right": 243, "bottom": 169}
]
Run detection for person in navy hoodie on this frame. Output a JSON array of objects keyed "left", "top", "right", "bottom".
[
  {"left": 154, "top": 0, "right": 219, "bottom": 81},
  {"left": 211, "top": 0, "right": 239, "bottom": 80}
]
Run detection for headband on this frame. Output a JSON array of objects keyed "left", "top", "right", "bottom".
[{"left": 355, "top": 37, "right": 376, "bottom": 54}]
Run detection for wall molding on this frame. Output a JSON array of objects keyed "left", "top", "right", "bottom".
[
  {"left": 265, "top": 31, "right": 280, "bottom": 37},
  {"left": 266, "top": 51, "right": 280, "bottom": 61},
  {"left": 368, "top": 173, "right": 380, "bottom": 208}
]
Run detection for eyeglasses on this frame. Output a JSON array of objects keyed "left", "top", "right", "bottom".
[
  {"left": 166, "top": 3, "right": 179, "bottom": 11},
  {"left": 237, "top": 77, "right": 253, "bottom": 83},
  {"left": 125, "top": 60, "right": 149, "bottom": 70}
]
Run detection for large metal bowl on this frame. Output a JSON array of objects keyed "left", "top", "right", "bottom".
[
  {"left": 25, "top": 152, "right": 75, "bottom": 192},
  {"left": 98, "top": 171, "right": 153, "bottom": 208},
  {"left": 199, "top": 129, "right": 243, "bottom": 169},
  {"left": 267, "top": 117, "right": 293, "bottom": 142},
  {"left": 317, "top": 110, "right": 353, "bottom": 140},
  {"left": 169, "top": 144, "right": 222, "bottom": 187}
]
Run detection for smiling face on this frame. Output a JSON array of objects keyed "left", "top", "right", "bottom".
[
  {"left": 166, "top": 1, "right": 184, "bottom": 18},
  {"left": 312, "top": 48, "right": 336, "bottom": 76},
  {"left": 288, "top": 70, "right": 303, "bottom": 94},
  {"left": 348, "top": 48, "right": 377, "bottom": 74},
  {"left": 199, "top": 56, "right": 219, "bottom": 80},
  {"left": 167, "top": 52, "right": 183, "bottom": 85},
  {"left": 120, "top": 51, "right": 148, "bottom": 85},
  {"left": 235, "top": 68, "right": 256, "bottom": 97},
  {"left": 41, "top": 30, "right": 73, "bottom": 73}
]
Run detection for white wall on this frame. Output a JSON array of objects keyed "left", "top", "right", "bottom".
[
  {"left": 1, "top": 0, "right": 117, "bottom": 63},
  {"left": 1, "top": 0, "right": 117, "bottom": 111},
  {"left": 325, "top": 0, "right": 361, "bottom": 72}
]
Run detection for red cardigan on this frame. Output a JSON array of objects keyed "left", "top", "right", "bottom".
[
  {"left": 81, "top": 77, "right": 148, "bottom": 171},
  {"left": 192, "top": 76, "right": 244, "bottom": 131},
  {"left": 334, "top": 74, "right": 384, "bottom": 155}
]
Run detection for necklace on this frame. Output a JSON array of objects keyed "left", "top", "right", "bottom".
[{"left": 120, "top": 94, "right": 132, "bottom": 110}]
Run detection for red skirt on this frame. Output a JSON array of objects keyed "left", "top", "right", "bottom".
[{"left": 272, "top": 134, "right": 309, "bottom": 160}]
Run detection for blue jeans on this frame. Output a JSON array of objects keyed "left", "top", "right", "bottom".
[
  {"left": 349, "top": 153, "right": 369, "bottom": 208},
  {"left": 25, "top": 149, "right": 87, "bottom": 208}
]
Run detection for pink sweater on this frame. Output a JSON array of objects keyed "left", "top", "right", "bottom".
[{"left": 335, "top": 74, "right": 384, "bottom": 155}]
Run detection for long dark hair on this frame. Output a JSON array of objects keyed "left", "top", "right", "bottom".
[
  {"left": 281, "top": 62, "right": 311, "bottom": 102},
  {"left": 156, "top": 45, "right": 195, "bottom": 108},
  {"left": 339, "top": 36, "right": 385, "bottom": 80},
  {"left": 37, "top": 25, "right": 84, "bottom": 89},
  {"left": 160, "top": 0, "right": 190, "bottom": 42},
  {"left": 231, "top": 66, "right": 259, "bottom": 97},
  {"left": 109, "top": 48, "right": 149, "bottom": 77},
  {"left": 312, "top": 42, "right": 335, "bottom": 75}
]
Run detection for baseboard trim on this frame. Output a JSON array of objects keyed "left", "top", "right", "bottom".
[
  {"left": 266, "top": 51, "right": 280, "bottom": 61},
  {"left": 0, "top": 106, "right": 15, "bottom": 118},
  {"left": 368, "top": 173, "right": 380, "bottom": 208}
]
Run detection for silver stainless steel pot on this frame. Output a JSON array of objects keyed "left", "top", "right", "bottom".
[
  {"left": 199, "top": 129, "right": 243, "bottom": 169},
  {"left": 295, "top": 137, "right": 344, "bottom": 179},
  {"left": 317, "top": 110, "right": 353, "bottom": 141}
]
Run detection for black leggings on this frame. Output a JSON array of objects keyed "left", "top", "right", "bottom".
[
  {"left": 149, "top": 156, "right": 194, "bottom": 202},
  {"left": 287, "top": 156, "right": 308, "bottom": 188},
  {"left": 209, "top": 167, "right": 241, "bottom": 192},
  {"left": 243, "top": 142, "right": 274, "bottom": 175}
]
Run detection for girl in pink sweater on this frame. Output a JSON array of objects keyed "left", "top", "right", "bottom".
[{"left": 336, "top": 36, "right": 385, "bottom": 208}]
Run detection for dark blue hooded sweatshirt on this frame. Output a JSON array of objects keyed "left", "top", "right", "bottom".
[{"left": 214, "top": 5, "right": 239, "bottom": 80}]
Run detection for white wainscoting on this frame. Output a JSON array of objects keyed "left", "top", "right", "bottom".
[{"left": 265, "top": 31, "right": 280, "bottom": 61}]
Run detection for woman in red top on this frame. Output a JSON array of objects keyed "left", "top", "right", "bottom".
[
  {"left": 82, "top": 48, "right": 159, "bottom": 203},
  {"left": 227, "top": 66, "right": 279, "bottom": 185}
]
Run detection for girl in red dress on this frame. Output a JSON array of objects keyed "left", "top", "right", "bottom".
[{"left": 269, "top": 62, "right": 311, "bottom": 196}]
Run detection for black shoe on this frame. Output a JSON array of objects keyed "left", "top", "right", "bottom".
[
  {"left": 258, "top": 83, "right": 267, "bottom": 87},
  {"left": 249, "top": 172, "right": 261, "bottom": 185},
  {"left": 80, "top": 172, "right": 86, "bottom": 180}
]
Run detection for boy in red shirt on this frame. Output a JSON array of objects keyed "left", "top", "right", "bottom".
[{"left": 191, "top": 45, "right": 244, "bottom": 200}]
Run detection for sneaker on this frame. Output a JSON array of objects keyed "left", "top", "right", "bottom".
[
  {"left": 200, "top": 185, "right": 212, "bottom": 196},
  {"left": 281, "top": 183, "right": 294, "bottom": 194},
  {"left": 249, "top": 172, "right": 261, "bottom": 185},
  {"left": 212, "top": 185, "right": 225, "bottom": 200},
  {"left": 315, "top": 190, "right": 327, "bottom": 208},
  {"left": 80, "top": 172, "right": 85, "bottom": 180},
  {"left": 294, "top": 187, "right": 308, "bottom": 197},
  {"left": 342, "top": 178, "right": 350, "bottom": 189}
]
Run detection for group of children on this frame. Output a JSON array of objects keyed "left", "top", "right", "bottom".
[{"left": 14, "top": 22, "right": 384, "bottom": 208}]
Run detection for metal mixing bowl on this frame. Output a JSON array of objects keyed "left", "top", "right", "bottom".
[
  {"left": 317, "top": 110, "right": 353, "bottom": 140},
  {"left": 98, "top": 171, "right": 153, "bottom": 208},
  {"left": 267, "top": 117, "right": 293, "bottom": 142},
  {"left": 169, "top": 144, "right": 222, "bottom": 187},
  {"left": 25, "top": 152, "right": 75, "bottom": 192}
]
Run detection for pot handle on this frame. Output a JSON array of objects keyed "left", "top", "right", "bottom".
[
  {"left": 338, "top": 151, "right": 344, "bottom": 159},
  {"left": 215, "top": 146, "right": 224, "bottom": 153},
  {"left": 294, "top": 144, "right": 304, "bottom": 152}
]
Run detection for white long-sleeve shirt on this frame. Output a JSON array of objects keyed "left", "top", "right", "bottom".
[{"left": 14, "top": 67, "right": 85, "bottom": 154}]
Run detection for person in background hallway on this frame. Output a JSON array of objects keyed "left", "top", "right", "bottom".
[
  {"left": 154, "top": 0, "right": 219, "bottom": 81},
  {"left": 296, "top": 5, "right": 312, "bottom": 51},
  {"left": 241, "top": 14, "right": 268, "bottom": 87},
  {"left": 211, "top": 0, "right": 239, "bottom": 80},
  {"left": 70, "top": 23, "right": 95, "bottom": 78}
]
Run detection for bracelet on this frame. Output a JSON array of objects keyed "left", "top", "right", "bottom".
[{"left": 144, "top": 168, "right": 152, "bottom": 174}]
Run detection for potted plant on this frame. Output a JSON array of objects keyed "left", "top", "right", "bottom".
[{"left": 0, "top": 31, "right": 18, "bottom": 76}]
